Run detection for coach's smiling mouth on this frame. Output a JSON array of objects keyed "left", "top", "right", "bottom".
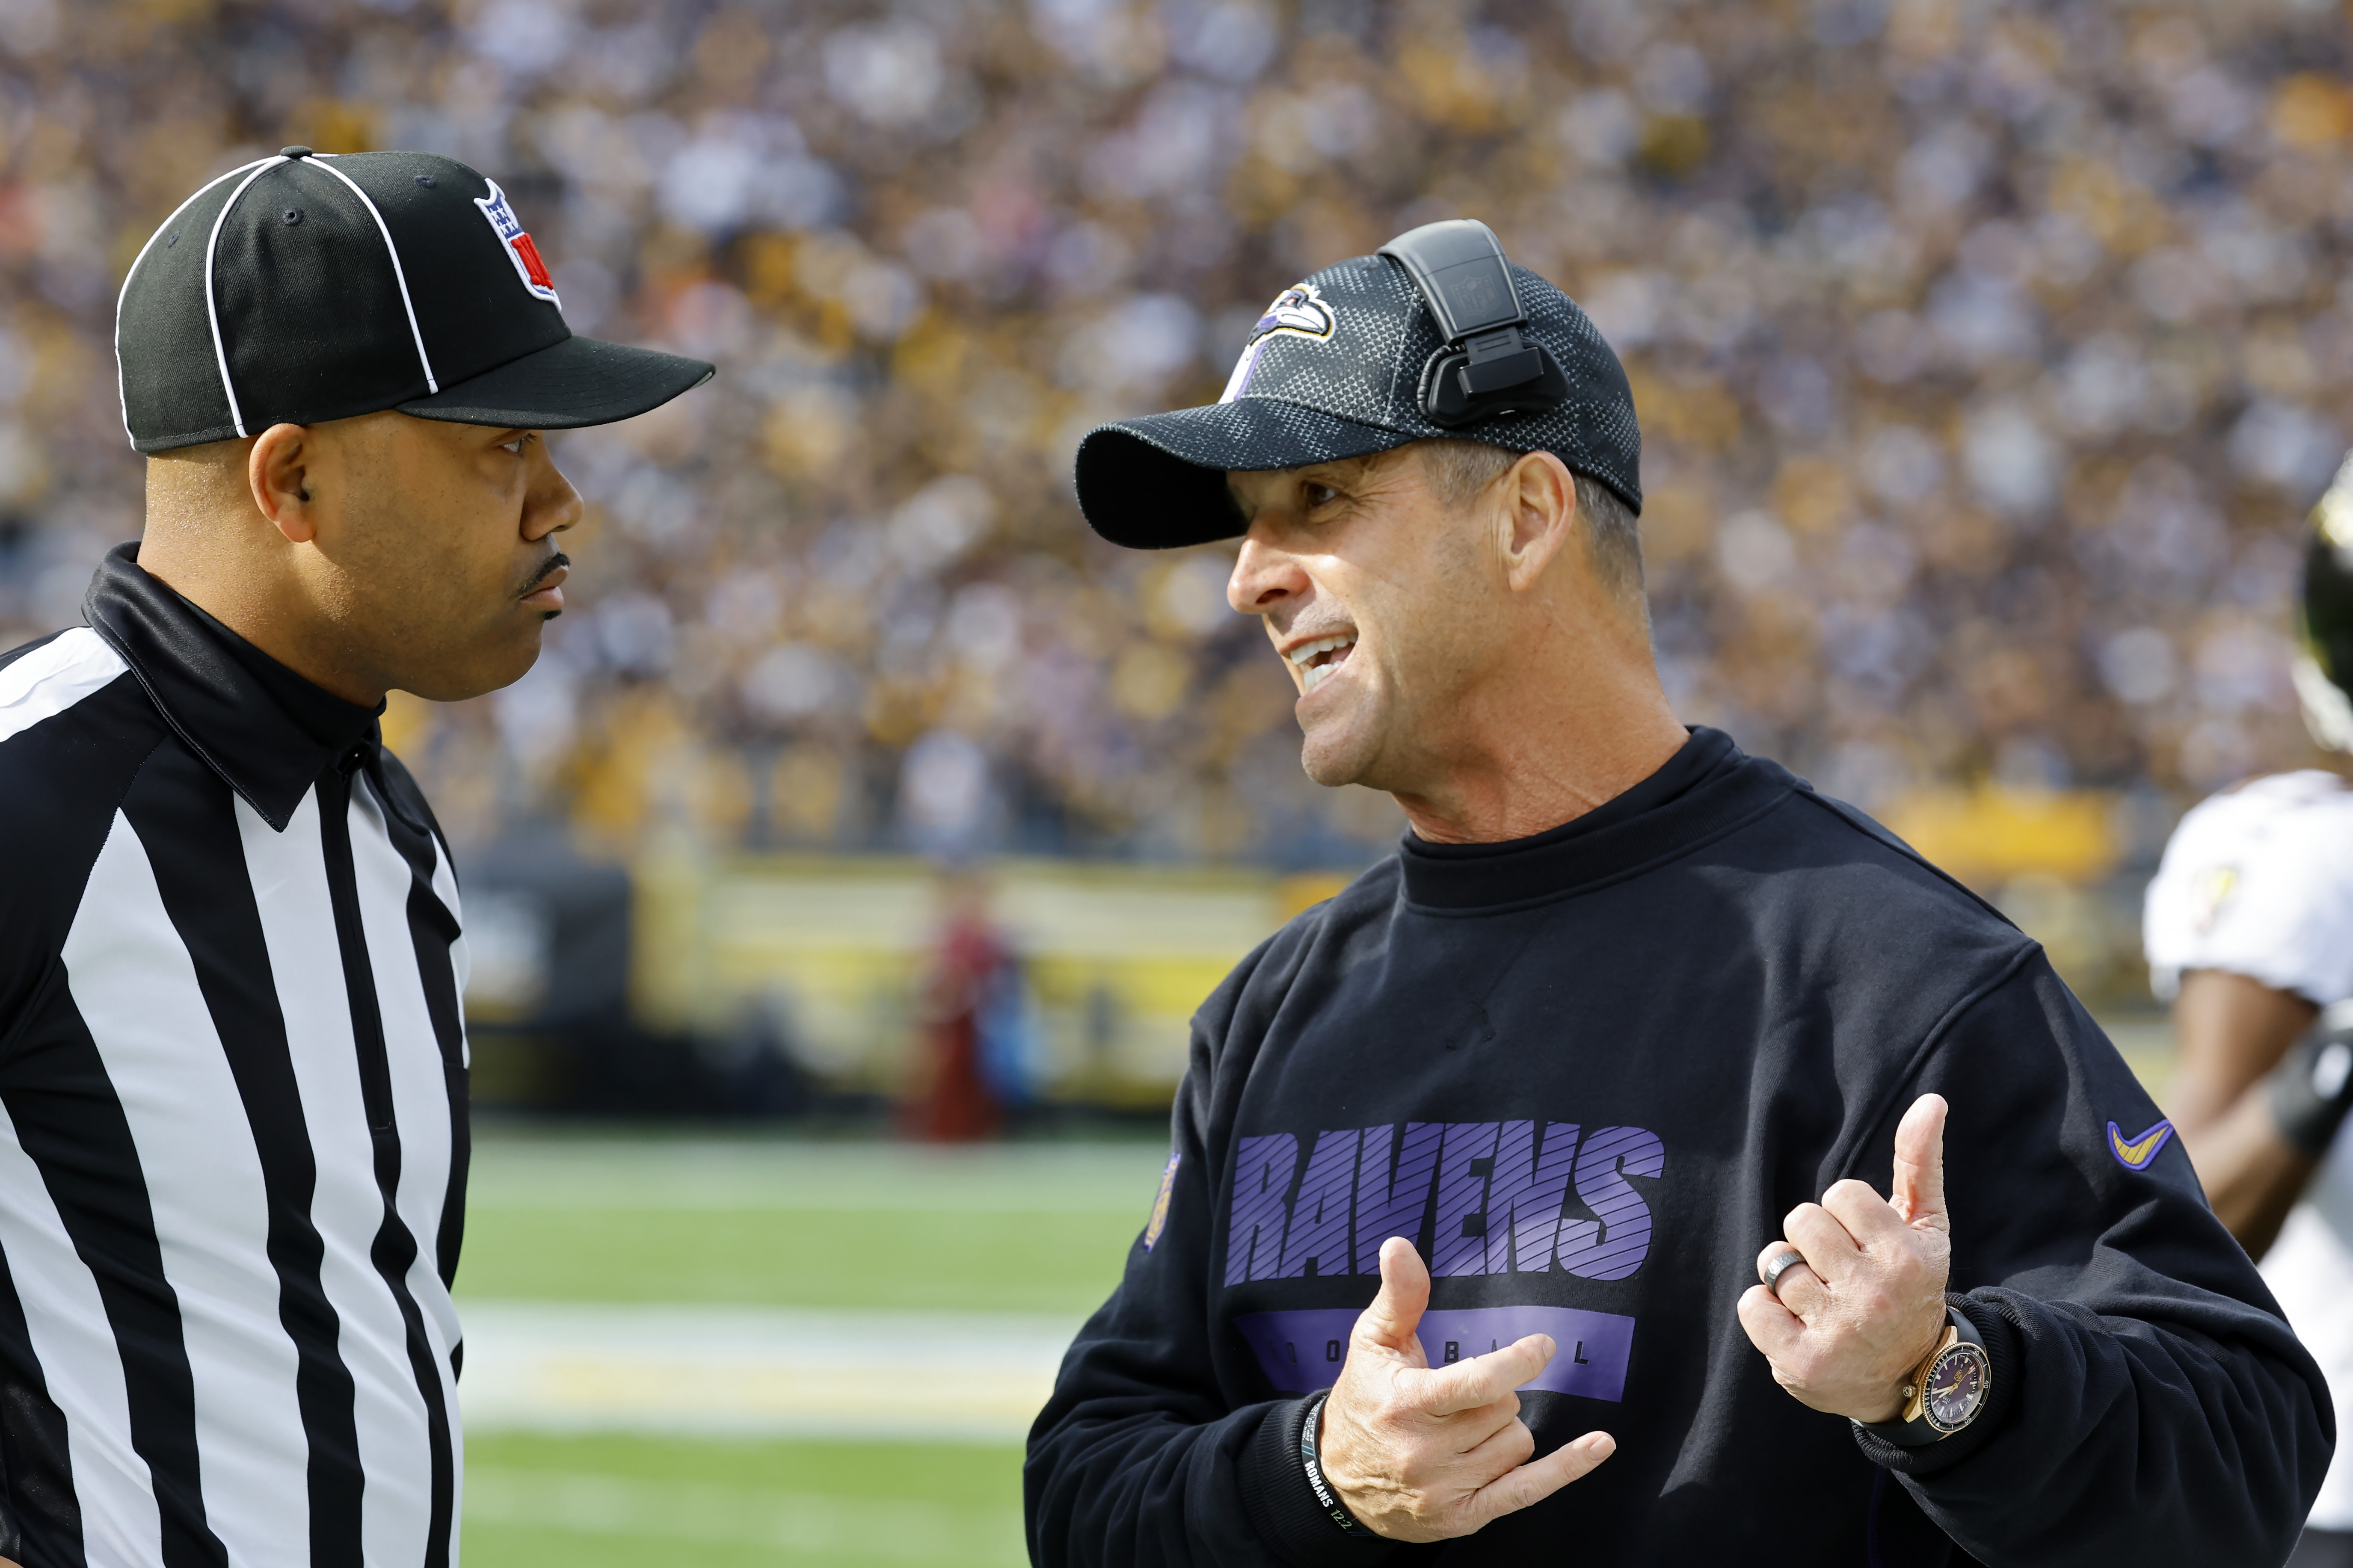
[{"left": 1286, "top": 633, "right": 1357, "bottom": 695}]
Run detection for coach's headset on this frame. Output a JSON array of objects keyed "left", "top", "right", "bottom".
[{"left": 1378, "top": 219, "right": 1572, "bottom": 428}]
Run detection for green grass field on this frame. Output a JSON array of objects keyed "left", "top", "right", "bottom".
[
  {"left": 464, "top": 1433, "right": 1026, "bottom": 1566},
  {"left": 456, "top": 1135, "right": 1164, "bottom": 1566},
  {"left": 459, "top": 1204, "right": 1145, "bottom": 1314}
]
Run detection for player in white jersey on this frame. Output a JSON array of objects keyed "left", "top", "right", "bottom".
[{"left": 2146, "top": 453, "right": 2353, "bottom": 1567}]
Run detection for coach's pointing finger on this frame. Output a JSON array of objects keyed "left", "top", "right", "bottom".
[
  {"left": 1421, "top": 1329, "right": 1559, "bottom": 1416},
  {"left": 1891, "top": 1092, "right": 1951, "bottom": 1232},
  {"left": 1351, "top": 1234, "right": 1433, "bottom": 1365}
]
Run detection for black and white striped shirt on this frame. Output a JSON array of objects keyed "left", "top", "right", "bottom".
[{"left": 0, "top": 544, "right": 468, "bottom": 1567}]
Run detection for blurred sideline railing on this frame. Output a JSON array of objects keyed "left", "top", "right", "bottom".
[
  {"left": 635, "top": 841, "right": 1346, "bottom": 1107},
  {"left": 463, "top": 830, "right": 1347, "bottom": 1112},
  {"left": 459, "top": 782, "right": 2176, "bottom": 1115}
]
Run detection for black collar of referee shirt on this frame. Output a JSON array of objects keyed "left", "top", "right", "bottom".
[
  {"left": 83, "top": 542, "right": 385, "bottom": 832},
  {"left": 1396, "top": 726, "right": 1792, "bottom": 912}
]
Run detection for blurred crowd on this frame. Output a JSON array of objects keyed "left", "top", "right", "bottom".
[{"left": 1, "top": 0, "right": 2350, "bottom": 870}]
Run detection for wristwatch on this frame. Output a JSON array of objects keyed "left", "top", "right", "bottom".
[{"left": 1859, "top": 1306, "right": 1991, "bottom": 1447}]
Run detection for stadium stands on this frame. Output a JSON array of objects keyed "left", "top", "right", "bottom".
[{"left": 0, "top": 0, "right": 2344, "bottom": 1010}]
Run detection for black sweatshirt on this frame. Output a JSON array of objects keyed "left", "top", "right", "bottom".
[{"left": 1025, "top": 730, "right": 2332, "bottom": 1567}]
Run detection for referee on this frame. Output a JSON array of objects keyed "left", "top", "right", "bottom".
[
  {"left": 1026, "top": 222, "right": 2329, "bottom": 1564},
  {"left": 0, "top": 149, "right": 707, "bottom": 1565}
]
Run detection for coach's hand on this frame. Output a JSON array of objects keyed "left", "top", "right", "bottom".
[
  {"left": 1738, "top": 1093, "right": 1953, "bottom": 1424},
  {"left": 1317, "top": 1236, "right": 1615, "bottom": 1540}
]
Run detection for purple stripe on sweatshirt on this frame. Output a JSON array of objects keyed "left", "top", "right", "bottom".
[{"left": 1232, "top": 1305, "right": 1638, "bottom": 1402}]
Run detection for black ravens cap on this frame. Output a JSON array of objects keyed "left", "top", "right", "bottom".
[
  {"left": 1074, "top": 235, "right": 1641, "bottom": 549},
  {"left": 115, "top": 146, "right": 713, "bottom": 452}
]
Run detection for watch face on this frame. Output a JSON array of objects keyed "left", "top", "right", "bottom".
[{"left": 1923, "top": 1343, "right": 1990, "bottom": 1434}]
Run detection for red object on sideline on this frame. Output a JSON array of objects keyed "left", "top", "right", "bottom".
[{"left": 900, "top": 902, "right": 1010, "bottom": 1142}]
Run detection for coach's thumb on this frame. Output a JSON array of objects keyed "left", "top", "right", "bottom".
[
  {"left": 1356, "top": 1237, "right": 1431, "bottom": 1355},
  {"left": 1891, "top": 1093, "right": 1949, "bottom": 1233}
]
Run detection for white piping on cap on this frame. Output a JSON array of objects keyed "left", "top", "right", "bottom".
[
  {"left": 202, "top": 155, "right": 292, "bottom": 438},
  {"left": 310, "top": 154, "right": 438, "bottom": 394},
  {"left": 113, "top": 155, "right": 276, "bottom": 448}
]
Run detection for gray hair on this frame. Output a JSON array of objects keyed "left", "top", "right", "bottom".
[{"left": 1413, "top": 438, "right": 1646, "bottom": 616}]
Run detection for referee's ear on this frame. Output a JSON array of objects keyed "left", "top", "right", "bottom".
[{"left": 247, "top": 422, "right": 319, "bottom": 545}]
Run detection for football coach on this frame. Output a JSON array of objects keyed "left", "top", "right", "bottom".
[
  {"left": 1025, "top": 221, "right": 2330, "bottom": 1565},
  {"left": 0, "top": 148, "right": 706, "bottom": 1565}
]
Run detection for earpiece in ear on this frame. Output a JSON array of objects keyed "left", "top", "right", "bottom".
[{"left": 298, "top": 487, "right": 311, "bottom": 502}]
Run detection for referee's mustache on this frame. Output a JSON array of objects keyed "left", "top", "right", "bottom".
[{"left": 516, "top": 551, "right": 570, "bottom": 598}]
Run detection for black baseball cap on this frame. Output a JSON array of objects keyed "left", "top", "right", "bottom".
[
  {"left": 1074, "top": 235, "right": 1641, "bottom": 549},
  {"left": 115, "top": 146, "right": 713, "bottom": 452}
]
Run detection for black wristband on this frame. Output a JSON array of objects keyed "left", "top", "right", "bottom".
[
  {"left": 1299, "top": 1390, "right": 1369, "bottom": 1536},
  {"left": 2267, "top": 1017, "right": 2353, "bottom": 1157}
]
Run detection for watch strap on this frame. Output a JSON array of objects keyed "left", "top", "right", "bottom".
[
  {"left": 1861, "top": 1305, "right": 1988, "bottom": 1448},
  {"left": 1849, "top": 1293, "right": 2021, "bottom": 1479}
]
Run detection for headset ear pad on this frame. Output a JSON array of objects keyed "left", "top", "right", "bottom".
[{"left": 1417, "top": 340, "right": 1572, "bottom": 428}]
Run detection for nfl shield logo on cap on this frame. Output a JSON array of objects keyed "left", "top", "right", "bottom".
[{"left": 474, "top": 180, "right": 560, "bottom": 307}]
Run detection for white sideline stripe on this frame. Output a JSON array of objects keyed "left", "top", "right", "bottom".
[
  {"left": 236, "top": 789, "right": 435, "bottom": 1568},
  {"left": 464, "top": 1467, "right": 1025, "bottom": 1561},
  {"left": 66, "top": 813, "right": 312, "bottom": 1568},
  {"left": 0, "top": 1100, "right": 164, "bottom": 1568},
  {"left": 202, "top": 157, "right": 290, "bottom": 438},
  {"left": 310, "top": 157, "right": 439, "bottom": 393},
  {"left": 0, "top": 628, "right": 127, "bottom": 746},
  {"left": 457, "top": 1301, "right": 1084, "bottom": 1442},
  {"left": 114, "top": 156, "right": 275, "bottom": 447},
  {"left": 468, "top": 1139, "right": 1173, "bottom": 1214}
]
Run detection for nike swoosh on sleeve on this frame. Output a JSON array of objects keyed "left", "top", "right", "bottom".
[{"left": 2107, "top": 1118, "right": 2176, "bottom": 1171}]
